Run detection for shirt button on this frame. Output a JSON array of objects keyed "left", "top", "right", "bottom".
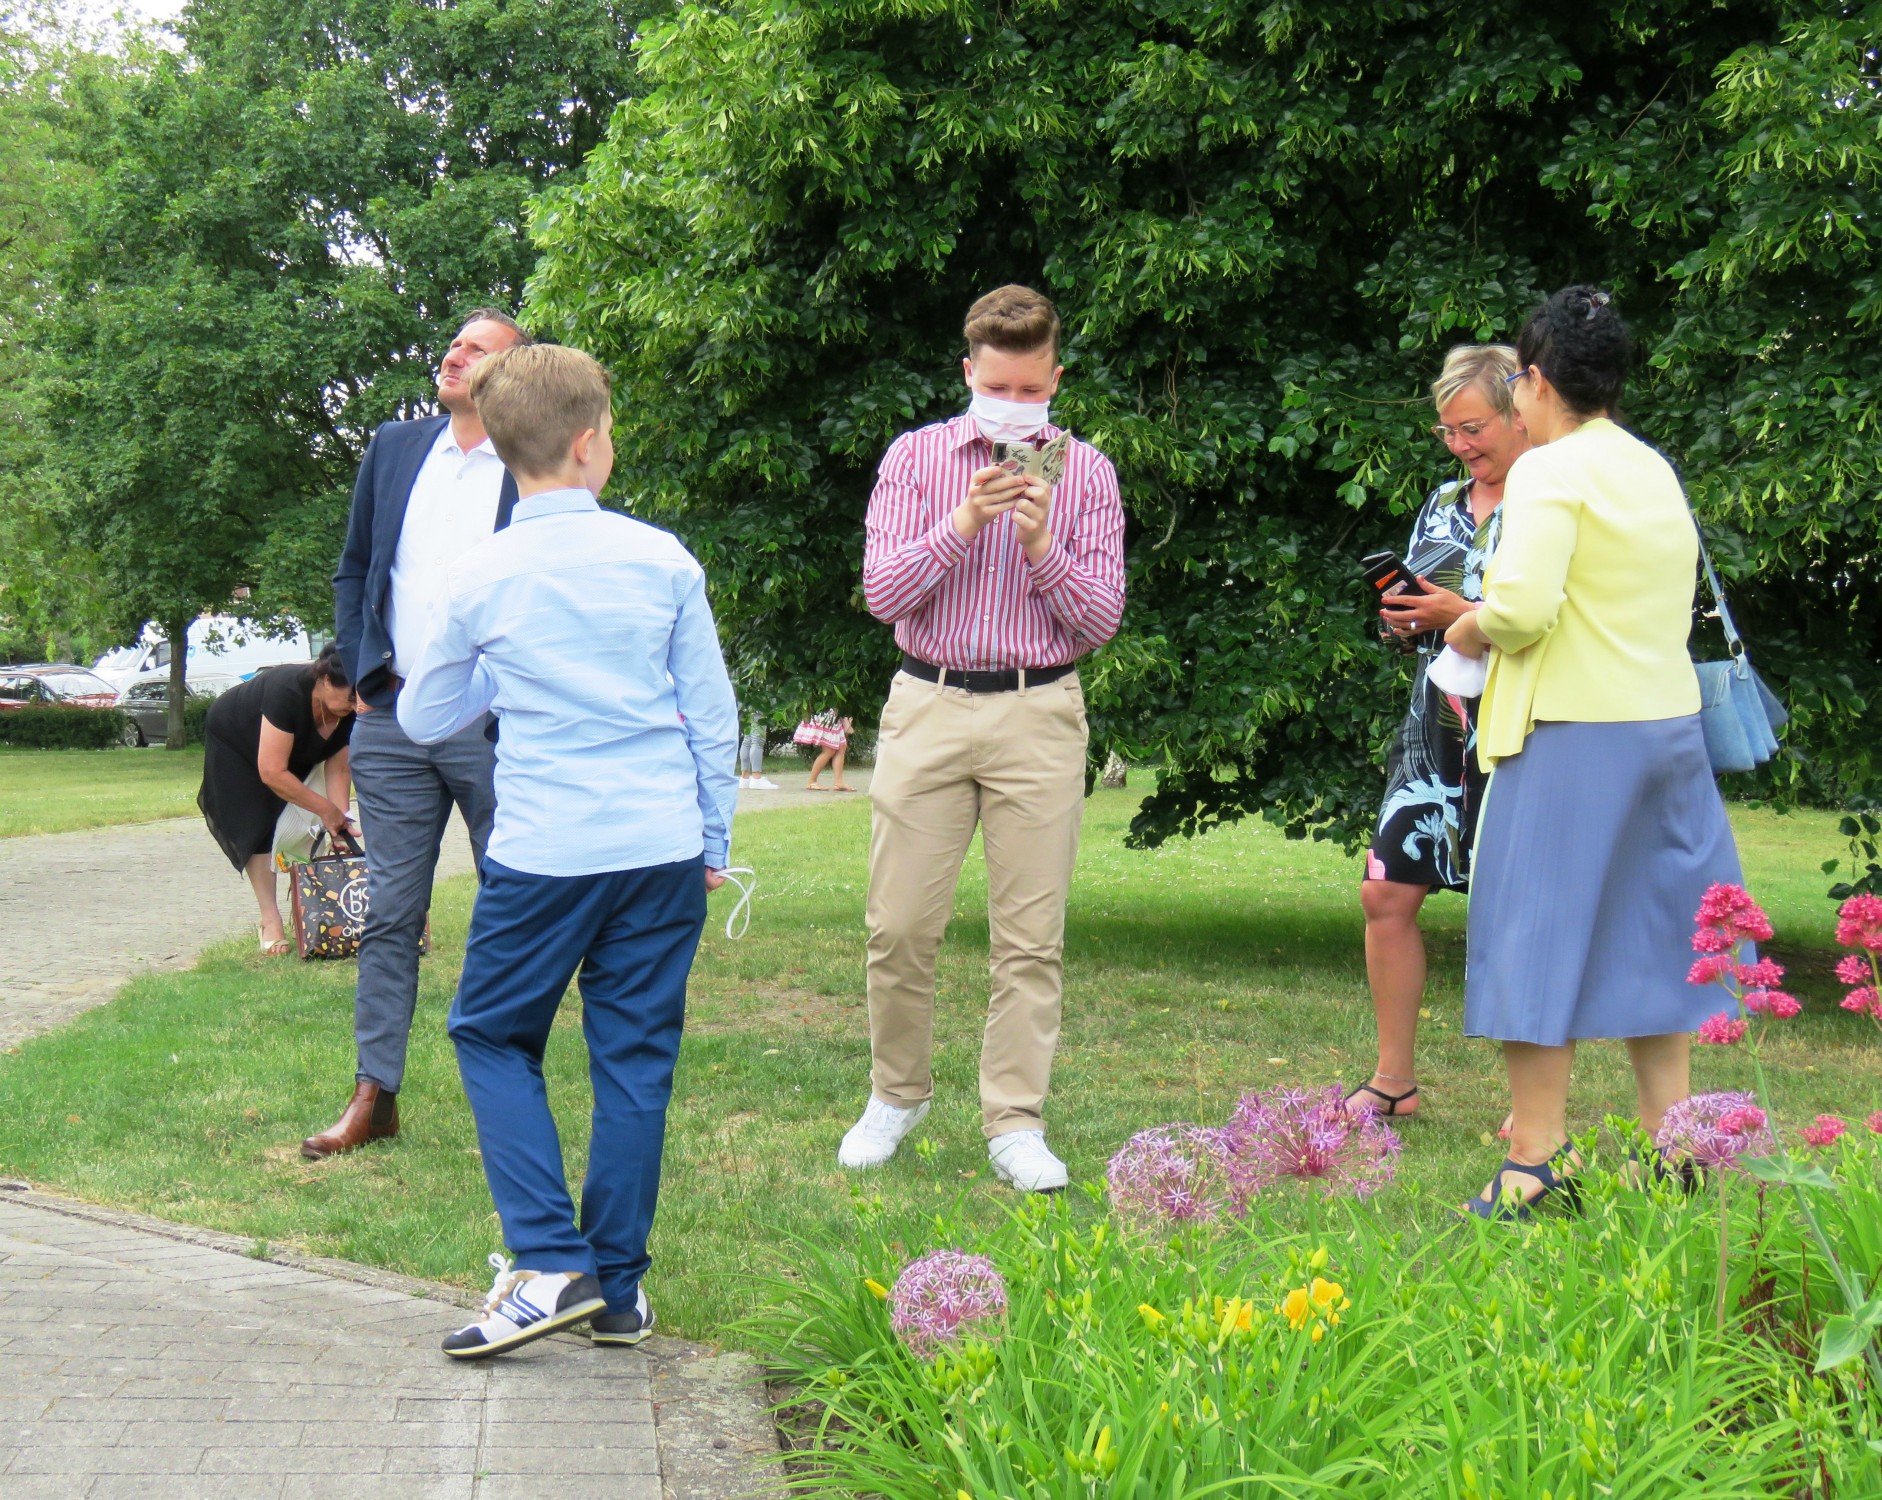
[{"left": 982, "top": 615, "right": 990, "bottom": 622}]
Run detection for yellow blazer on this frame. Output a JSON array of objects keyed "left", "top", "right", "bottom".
[{"left": 1475, "top": 418, "right": 1700, "bottom": 767}]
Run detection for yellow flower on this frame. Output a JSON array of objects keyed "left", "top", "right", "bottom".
[
  {"left": 1279, "top": 1286, "right": 1311, "bottom": 1330},
  {"left": 863, "top": 1278, "right": 889, "bottom": 1300},
  {"left": 1311, "top": 1323, "right": 1326, "bottom": 1343},
  {"left": 1138, "top": 1302, "right": 1166, "bottom": 1328},
  {"left": 1309, "top": 1277, "right": 1342, "bottom": 1310}
]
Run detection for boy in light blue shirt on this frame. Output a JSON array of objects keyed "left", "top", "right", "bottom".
[{"left": 399, "top": 343, "right": 738, "bottom": 1359}]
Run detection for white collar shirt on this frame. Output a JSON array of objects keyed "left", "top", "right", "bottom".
[{"left": 386, "top": 422, "right": 506, "bottom": 676}]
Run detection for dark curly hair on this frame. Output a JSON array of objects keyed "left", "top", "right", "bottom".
[
  {"left": 1514, "top": 284, "right": 1632, "bottom": 417},
  {"left": 310, "top": 641, "right": 352, "bottom": 691}
]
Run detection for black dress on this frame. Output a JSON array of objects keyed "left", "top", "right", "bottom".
[
  {"left": 197, "top": 666, "right": 354, "bottom": 870},
  {"left": 1365, "top": 481, "right": 1502, "bottom": 892}
]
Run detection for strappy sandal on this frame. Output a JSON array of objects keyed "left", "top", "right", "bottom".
[
  {"left": 1343, "top": 1081, "right": 1419, "bottom": 1117},
  {"left": 257, "top": 926, "right": 292, "bottom": 958},
  {"left": 1627, "top": 1144, "right": 1700, "bottom": 1194},
  {"left": 1462, "top": 1145, "right": 1582, "bottom": 1222}
]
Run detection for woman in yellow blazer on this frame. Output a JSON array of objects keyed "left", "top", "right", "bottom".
[{"left": 1443, "top": 285, "right": 1746, "bottom": 1220}]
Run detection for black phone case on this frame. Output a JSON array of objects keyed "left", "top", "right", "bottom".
[{"left": 1359, "top": 551, "right": 1430, "bottom": 599}]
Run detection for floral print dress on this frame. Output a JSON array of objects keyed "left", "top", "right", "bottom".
[{"left": 1366, "top": 480, "right": 1503, "bottom": 892}]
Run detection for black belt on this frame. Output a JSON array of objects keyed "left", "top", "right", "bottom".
[{"left": 900, "top": 654, "right": 1075, "bottom": 695}]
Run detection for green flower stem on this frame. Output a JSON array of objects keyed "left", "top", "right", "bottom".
[{"left": 1740, "top": 999, "right": 1882, "bottom": 1388}]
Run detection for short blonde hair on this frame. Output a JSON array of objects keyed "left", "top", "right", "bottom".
[
  {"left": 964, "top": 285, "right": 1061, "bottom": 360},
  {"left": 467, "top": 344, "right": 612, "bottom": 479},
  {"left": 1430, "top": 343, "right": 1519, "bottom": 417}
]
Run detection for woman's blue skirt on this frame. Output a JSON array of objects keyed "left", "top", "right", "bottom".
[{"left": 1464, "top": 715, "right": 1745, "bottom": 1045}]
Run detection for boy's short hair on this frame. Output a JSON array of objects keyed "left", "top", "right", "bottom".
[
  {"left": 964, "top": 285, "right": 1060, "bottom": 360},
  {"left": 467, "top": 344, "right": 612, "bottom": 479}
]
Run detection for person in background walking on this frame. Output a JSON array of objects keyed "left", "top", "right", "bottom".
[
  {"left": 843, "top": 284, "right": 1126, "bottom": 1192},
  {"left": 1346, "top": 344, "right": 1527, "bottom": 1122},
  {"left": 312, "top": 308, "right": 529, "bottom": 1161},
  {"left": 1444, "top": 285, "right": 1745, "bottom": 1218},
  {"left": 737, "top": 708, "right": 779, "bottom": 790},
  {"left": 197, "top": 648, "right": 358, "bottom": 955},
  {"left": 796, "top": 710, "right": 855, "bottom": 791}
]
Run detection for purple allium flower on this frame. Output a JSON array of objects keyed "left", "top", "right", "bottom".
[
  {"left": 887, "top": 1251, "right": 1006, "bottom": 1359},
  {"left": 1224, "top": 1085, "right": 1401, "bottom": 1201},
  {"left": 1654, "top": 1091, "right": 1775, "bottom": 1174},
  {"left": 1106, "top": 1124, "right": 1239, "bottom": 1229}
]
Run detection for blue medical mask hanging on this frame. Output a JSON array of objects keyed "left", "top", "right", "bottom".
[{"left": 968, "top": 390, "right": 1051, "bottom": 443}]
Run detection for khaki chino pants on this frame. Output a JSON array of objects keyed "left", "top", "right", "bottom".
[{"left": 865, "top": 669, "right": 1088, "bottom": 1138}]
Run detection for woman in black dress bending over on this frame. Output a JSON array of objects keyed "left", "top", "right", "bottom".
[{"left": 198, "top": 645, "right": 358, "bottom": 955}]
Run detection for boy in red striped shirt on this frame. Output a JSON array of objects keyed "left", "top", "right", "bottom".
[{"left": 844, "top": 285, "right": 1127, "bottom": 1192}]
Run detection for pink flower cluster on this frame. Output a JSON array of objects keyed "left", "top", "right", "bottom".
[
  {"left": 1694, "top": 883, "right": 1774, "bottom": 948},
  {"left": 1834, "top": 893, "right": 1882, "bottom": 953},
  {"left": 1224, "top": 1085, "right": 1401, "bottom": 1202},
  {"left": 1654, "top": 1091, "right": 1774, "bottom": 1173},
  {"left": 1801, "top": 1116, "right": 1848, "bottom": 1149},
  {"left": 1869, "top": 1112, "right": 1882, "bottom": 1135},
  {"left": 1697, "top": 1013, "right": 1748, "bottom": 1045},
  {"left": 887, "top": 1250, "right": 1007, "bottom": 1360},
  {"left": 1106, "top": 1124, "right": 1240, "bottom": 1230},
  {"left": 1745, "top": 990, "right": 1801, "bottom": 1018}
]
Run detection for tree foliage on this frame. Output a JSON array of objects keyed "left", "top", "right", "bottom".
[
  {"left": 10, "top": 0, "right": 642, "bottom": 727},
  {"left": 529, "top": 0, "right": 1882, "bottom": 850}
]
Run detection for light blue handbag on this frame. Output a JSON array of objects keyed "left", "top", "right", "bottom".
[{"left": 1693, "top": 534, "right": 1786, "bottom": 774}]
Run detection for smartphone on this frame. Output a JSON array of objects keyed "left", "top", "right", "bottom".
[
  {"left": 1360, "top": 551, "right": 1429, "bottom": 653},
  {"left": 1359, "top": 551, "right": 1430, "bottom": 601}
]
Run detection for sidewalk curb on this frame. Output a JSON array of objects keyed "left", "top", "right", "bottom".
[{"left": 0, "top": 1181, "right": 783, "bottom": 1498}]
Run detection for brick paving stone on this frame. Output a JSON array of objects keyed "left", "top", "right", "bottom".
[{"left": 0, "top": 1198, "right": 661, "bottom": 1493}]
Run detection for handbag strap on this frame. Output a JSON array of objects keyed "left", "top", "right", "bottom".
[
  {"left": 1691, "top": 517, "right": 1747, "bottom": 660},
  {"left": 308, "top": 828, "right": 362, "bottom": 861}
]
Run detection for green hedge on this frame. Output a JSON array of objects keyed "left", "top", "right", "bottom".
[
  {"left": 0, "top": 704, "right": 133, "bottom": 749},
  {"left": 183, "top": 693, "right": 214, "bottom": 744}
]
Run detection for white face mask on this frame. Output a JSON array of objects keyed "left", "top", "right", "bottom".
[{"left": 968, "top": 390, "right": 1051, "bottom": 443}]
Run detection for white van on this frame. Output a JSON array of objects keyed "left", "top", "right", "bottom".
[{"left": 92, "top": 616, "right": 313, "bottom": 691}]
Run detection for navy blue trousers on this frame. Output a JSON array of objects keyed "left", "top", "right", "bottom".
[{"left": 448, "top": 854, "right": 704, "bottom": 1313}]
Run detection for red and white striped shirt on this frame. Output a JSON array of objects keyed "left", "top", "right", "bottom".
[{"left": 862, "top": 414, "right": 1126, "bottom": 670}]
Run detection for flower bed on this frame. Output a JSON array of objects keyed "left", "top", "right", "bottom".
[{"left": 748, "top": 891, "right": 1882, "bottom": 1497}]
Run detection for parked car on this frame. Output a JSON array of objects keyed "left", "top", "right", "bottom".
[
  {"left": 117, "top": 672, "right": 242, "bottom": 747},
  {"left": 0, "top": 664, "right": 120, "bottom": 709},
  {"left": 90, "top": 615, "right": 313, "bottom": 691},
  {"left": 0, "top": 663, "right": 138, "bottom": 744}
]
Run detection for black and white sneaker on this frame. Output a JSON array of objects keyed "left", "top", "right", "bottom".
[
  {"left": 587, "top": 1286, "right": 656, "bottom": 1347},
  {"left": 442, "top": 1253, "right": 607, "bottom": 1361}
]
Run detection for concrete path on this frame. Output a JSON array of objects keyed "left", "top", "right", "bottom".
[
  {"left": 0, "top": 1191, "right": 776, "bottom": 1499},
  {"left": 0, "top": 772, "right": 868, "bottom": 1051}
]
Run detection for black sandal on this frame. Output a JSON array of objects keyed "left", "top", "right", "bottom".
[
  {"left": 1343, "top": 1082, "right": 1419, "bottom": 1117},
  {"left": 1462, "top": 1146, "right": 1582, "bottom": 1222}
]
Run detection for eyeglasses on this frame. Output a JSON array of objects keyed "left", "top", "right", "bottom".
[
  {"left": 1431, "top": 419, "right": 1496, "bottom": 444},
  {"left": 1504, "top": 368, "right": 1528, "bottom": 387}
]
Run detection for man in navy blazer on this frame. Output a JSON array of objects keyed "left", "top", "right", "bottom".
[{"left": 306, "top": 308, "right": 527, "bottom": 1159}]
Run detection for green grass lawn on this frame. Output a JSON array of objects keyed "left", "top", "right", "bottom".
[
  {"left": 0, "top": 791, "right": 1873, "bottom": 1346},
  {"left": 0, "top": 746, "right": 205, "bottom": 837}
]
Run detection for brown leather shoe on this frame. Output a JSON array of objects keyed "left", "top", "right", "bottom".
[{"left": 300, "top": 1081, "right": 400, "bottom": 1160}]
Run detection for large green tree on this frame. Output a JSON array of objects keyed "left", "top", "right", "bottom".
[
  {"left": 529, "top": 0, "right": 1881, "bottom": 854},
  {"left": 19, "top": 0, "right": 642, "bottom": 739}
]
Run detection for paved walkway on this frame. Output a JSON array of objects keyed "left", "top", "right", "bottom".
[
  {"left": 0, "top": 768, "right": 868, "bottom": 1050},
  {"left": 0, "top": 1191, "right": 775, "bottom": 1499}
]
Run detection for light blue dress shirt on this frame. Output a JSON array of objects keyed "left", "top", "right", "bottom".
[{"left": 397, "top": 488, "right": 739, "bottom": 878}]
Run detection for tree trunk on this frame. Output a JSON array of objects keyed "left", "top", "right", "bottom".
[
  {"left": 1101, "top": 750, "right": 1128, "bottom": 789},
  {"left": 164, "top": 614, "right": 190, "bottom": 750}
]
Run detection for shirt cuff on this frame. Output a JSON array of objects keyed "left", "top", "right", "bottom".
[
  {"left": 704, "top": 841, "right": 730, "bottom": 870},
  {"left": 922, "top": 517, "right": 971, "bottom": 569},
  {"left": 1027, "top": 542, "right": 1076, "bottom": 593}
]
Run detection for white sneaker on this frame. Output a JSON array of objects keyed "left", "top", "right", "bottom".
[
  {"left": 988, "top": 1130, "right": 1067, "bottom": 1193},
  {"left": 837, "top": 1097, "right": 931, "bottom": 1169},
  {"left": 749, "top": 776, "right": 780, "bottom": 790},
  {"left": 441, "top": 1253, "right": 606, "bottom": 1360}
]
